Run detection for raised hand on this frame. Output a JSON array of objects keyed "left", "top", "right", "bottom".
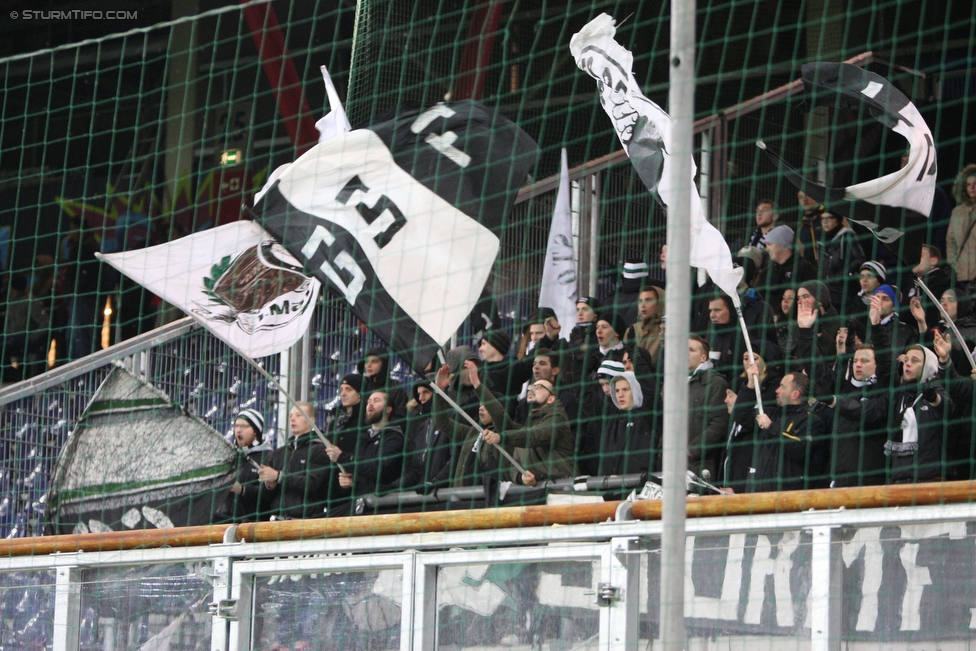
[
  {"left": 869, "top": 294, "right": 883, "bottom": 326},
  {"left": 435, "top": 364, "right": 453, "bottom": 391},
  {"left": 796, "top": 302, "right": 818, "bottom": 329},
  {"left": 933, "top": 330, "right": 952, "bottom": 364},
  {"left": 544, "top": 316, "right": 561, "bottom": 340}
]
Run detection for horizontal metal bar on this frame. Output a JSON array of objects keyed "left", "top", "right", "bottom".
[
  {"left": 0, "top": 316, "right": 198, "bottom": 407},
  {"left": 3, "top": 502, "right": 976, "bottom": 574}
]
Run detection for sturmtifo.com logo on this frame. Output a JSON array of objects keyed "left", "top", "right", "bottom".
[{"left": 11, "top": 9, "right": 138, "bottom": 19}]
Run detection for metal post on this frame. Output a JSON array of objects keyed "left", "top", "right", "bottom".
[
  {"left": 660, "top": 0, "right": 696, "bottom": 649},
  {"left": 588, "top": 173, "right": 600, "bottom": 297},
  {"left": 53, "top": 565, "right": 81, "bottom": 651},
  {"left": 808, "top": 526, "right": 842, "bottom": 651}
]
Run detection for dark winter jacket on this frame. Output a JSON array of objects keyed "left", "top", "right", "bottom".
[
  {"left": 266, "top": 433, "right": 332, "bottom": 519},
  {"left": 687, "top": 365, "right": 729, "bottom": 478},
  {"left": 754, "top": 403, "right": 826, "bottom": 493}
]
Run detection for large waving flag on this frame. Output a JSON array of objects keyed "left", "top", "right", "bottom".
[
  {"left": 99, "top": 221, "right": 321, "bottom": 358},
  {"left": 253, "top": 100, "right": 539, "bottom": 369},
  {"left": 569, "top": 14, "right": 743, "bottom": 303},
  {"left": 758, "top": 62, "right": 937, "bottom": 260},
  {"left": 538, "top": 149, "right": 578, "bottom": 339}
]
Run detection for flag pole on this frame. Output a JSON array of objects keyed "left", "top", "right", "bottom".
[
  {"left": 661, "top": 0, "right": 695, "bottom": 648},
  {"left": 426, "top": 362, "right": 529, "bottom": 476},
  {"left": 735, "top": 309, "right": 765, "bottom": 415},
  {"left": 915, "top": 277, "right": 976, "bottom": 372},
  {"left": 215, "top": 334, "right": 345, "bottom": 473}
]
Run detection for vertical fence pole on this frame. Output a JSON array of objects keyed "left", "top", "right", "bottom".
[{"left": 661, "top": 0, "right": 696, "bottom": 649}]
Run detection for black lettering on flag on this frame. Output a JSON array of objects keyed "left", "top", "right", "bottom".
[
  {"left": 301, "top": 224, "right": 366, "bottom": 304},
  {"left": 335, "top": 175, "right": 408, "bottom": 248}
]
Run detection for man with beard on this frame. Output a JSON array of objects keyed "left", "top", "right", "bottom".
[
  {"left": 357, "top": 348, "right": 408, "bottom": 424},
  {"left": 754, "top": 372, "right": 825, "bottom": 492},
  {"left": 326, "top": 390, "right": 404, "bottom": 515},
  {"left": 885, "top": 344, "right": 951, "bottom": 484},
  {"left": 481, "top": 378, "right": 575, "bottom": 487},
  {"left": 822, "top": 345, "right": 889, "bottom": 487},
  {"left": 258, "top": 402, "right": 331, "bottom": 519}
]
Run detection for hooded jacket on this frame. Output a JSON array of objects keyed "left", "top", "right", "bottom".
[
  {"left": 817, "top": 224, "right": 865, "bottom": 310},
  {"left": 399, "top": 392, "right": 454, "bottom": 492},
  {"left": 596, "top": 372, "right": 657, "bottom": 476},
  {"left": 886, "top": 346, "right": 951, "bottom": 483},
  {"left": 357, "top": 347, "right": 409, "bottom": 424}
]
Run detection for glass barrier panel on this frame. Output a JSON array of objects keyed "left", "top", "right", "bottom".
[
  {"left": 79, "top": 563, "right": 213, "bottom": 650},
  {"left": 0, "top": 569, "right": 57, "bottom": 650},
  {"left": 434, "top": 559, "right": 601, "bottom": 651},
  {"left": 250, "top": 570, "right": 401, "bottom": 651}
]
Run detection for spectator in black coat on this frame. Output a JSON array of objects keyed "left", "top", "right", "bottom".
[
  {"left": 595, "top": 372, "right": 657, "bottom": 477},
  {"left": 885, "top": 344, "right": 951, "bottom": 484},
  {"left": 399, "top": 377, "right": 454, "bottom": 493},
  {"left": 219, "top": 408, "right": 273, "bottom": 522},
  {"left": 259, "top": 402, "right": 331, "bottom": 519},
  {"left": 754, "top": 372, "right": 826, "bottom": 492},
  {"left": 822, "top": 345, "right": 889, "bottom": 487},
  {"left": 327, "top": 390, "right": 405, "bottom": 514},
  {"left": 761, "top": 225, "right": 818, "bottom": 309},
  {"left": 322, "top": 375, "right": 365, "bottom": 514},
  {"left": 724, "top": 350, "right": 781, "bottom": 492}
]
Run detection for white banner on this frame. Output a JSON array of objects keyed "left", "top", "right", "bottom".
[
  {"left": 570, "top": 14, "right": 742, "bottom": 303},
  {"left": 98, "top": 221, "right": 320, "bottom": 358},
  {"left": 539, "top": 149, "right": 578, "bottom": 338}
]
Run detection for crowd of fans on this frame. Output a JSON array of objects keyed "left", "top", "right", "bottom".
[{"left": 151, "top": 164, "right": 976, "bottom": 520}]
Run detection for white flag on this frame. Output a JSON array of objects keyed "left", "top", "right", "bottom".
[
  {"left": 538, "top": 149, "right": 578, "bottom": 340},
  {"left": 98, "top": 221, "right": 321, "bottom": 358},
  {"left": 255, "top": 65, "right": 352, "bottom": 206},
  {"left": 570, "top": 14, "right": 742, "bottom": 305},
  {"left": 316, "top": 64, "right": 352, "bottom": 143}
]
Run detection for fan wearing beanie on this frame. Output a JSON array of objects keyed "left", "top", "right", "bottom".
[
  {"left": 221, "top": 408, "right": 272, "bottom": 522},
  {"left": 479, "top": 328, "right": 535, "bottom": 416}
]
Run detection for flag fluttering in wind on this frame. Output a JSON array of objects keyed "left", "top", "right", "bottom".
[
  {"left": 256, "top": 63, "right": 354, "bottom": 205},
  {"left": 758, "top": 62, "right": 937, "bottom": 261},
  {"left": 570, "top": 14, "right": 743, "bottom": 303},
  {"left": 98, "top": 221, "right": 321, "bottom": 358},
  {"left": 538, "top": 149, "right": 578, "bottom": 339},
  {"left": 254, "top": 100, "right": 539, "bottom": 369},
  {"left": 315, "top": 64, "right": 352, "bottom": 143}
]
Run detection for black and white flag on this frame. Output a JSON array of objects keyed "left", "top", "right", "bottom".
[
  {"left": 253, "top": 101, "right": 538, "bottom": 369},
  {"left": 759, "top": 62, "right": 937, "bottom": 257},
  {"left": 570, "top": 14, "right": 744, "bottom": 303}
]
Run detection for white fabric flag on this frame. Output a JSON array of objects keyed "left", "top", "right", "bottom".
[
  {"left": 255, "top": 64, "right": 352, "bottom": 205},
  {"left": 98, "top": 221, "right": 321, "bottom": 358},
  {"left": 570, "top": 14, "right": 743, "bottom": 305},
  {"left": 316, "top": 64, "right": 352, "bottom": 143},
  {"left": 538, "top": 149, "right": 578, "bottom": 339}
]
